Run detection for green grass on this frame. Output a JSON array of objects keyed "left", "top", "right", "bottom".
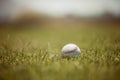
[{"left": 0, "top": 26, "right": 120, "bottom": 80}]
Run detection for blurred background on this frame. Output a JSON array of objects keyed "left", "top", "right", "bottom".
[{"left": 0, "top": 0, "right": 120, "bottom": 27}]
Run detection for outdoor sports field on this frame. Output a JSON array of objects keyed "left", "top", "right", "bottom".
[{"left": 0, "top": 24, "right": 120, "bottom": 80}]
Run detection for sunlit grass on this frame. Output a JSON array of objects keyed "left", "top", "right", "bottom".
[{"left": 0, "top": 26, "right": 120, "bottom": 80}]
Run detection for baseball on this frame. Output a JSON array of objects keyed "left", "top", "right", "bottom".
[{"left": 61, "top": 43, "right": 81, "bottom": 58}]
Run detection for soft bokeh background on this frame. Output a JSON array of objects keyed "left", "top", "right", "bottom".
[
  {"left": 0, "top": 0, "right": 120, "bottom": 26},
  {"left": 0, "top": 0, "right": 120, "bottom": 80}
]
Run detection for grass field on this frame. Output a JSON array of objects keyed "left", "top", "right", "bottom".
[{"left": 0, "top": 25, "right": 120, "bottom": 80}]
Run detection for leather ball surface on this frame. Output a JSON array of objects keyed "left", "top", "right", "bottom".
[{"left": 61, "top": 43, "right": 81, "bottom": 58}]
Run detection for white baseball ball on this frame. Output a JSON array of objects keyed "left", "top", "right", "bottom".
[{"left": 61, "top": 43, "right": 81, "bottom": 58}]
